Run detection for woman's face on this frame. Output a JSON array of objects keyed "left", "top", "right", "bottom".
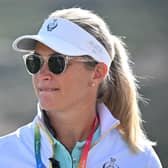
[{"left": 32, "top": 43, "right": 96, "bottom": 112}]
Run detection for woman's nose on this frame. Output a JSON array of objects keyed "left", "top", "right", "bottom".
[
  {"left": 37, "top": 62, "right": 52, "bottom": 80},
  {"left": 40, "top": 61, "right": 49, "bottom": 73}
]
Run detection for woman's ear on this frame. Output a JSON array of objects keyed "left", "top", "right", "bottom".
[{"left": 92, "top": 63, "right": 108, "bottom": 84}]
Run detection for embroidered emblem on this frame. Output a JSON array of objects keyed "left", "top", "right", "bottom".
[
  {"left": 87, "top": 40, "right": 102, "bottom": 55},
  {"left": 47, "top": 19, "right": 58, "bottom": 31},
  {"left": 102, "top": 157, "right": 119, "bottom": 168}
]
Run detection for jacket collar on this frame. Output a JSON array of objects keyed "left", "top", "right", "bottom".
[
  {"left": 97, "top": 103, "right": 120, "bottom": 140},
  {"left": 33, "top": 102, "right": 120, "bottom": 166}
]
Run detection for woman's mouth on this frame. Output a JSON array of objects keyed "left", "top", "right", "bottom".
[{"left": 39, "top": 88, "right": 60, "bottom": 92}]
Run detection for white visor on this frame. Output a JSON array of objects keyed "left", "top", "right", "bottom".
[{"left": 12, "top": 18, "right": 112, "bottom": 68}]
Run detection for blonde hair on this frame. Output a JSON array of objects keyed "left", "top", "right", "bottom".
[{"left": 48, "top": 8, "right": 154, "bottom": 152}]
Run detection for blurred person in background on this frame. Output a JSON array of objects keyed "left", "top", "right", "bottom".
[{"left": 0, "top": 8, "right": 162, "bottom": 168}]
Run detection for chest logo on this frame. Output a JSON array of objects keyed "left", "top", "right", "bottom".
[{"left": 102, "top": 157, "right": 119, "bottom": 168}]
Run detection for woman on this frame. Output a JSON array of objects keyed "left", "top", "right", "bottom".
[{"left": 0, "top": 8, "right": 162, "bottom": 168}]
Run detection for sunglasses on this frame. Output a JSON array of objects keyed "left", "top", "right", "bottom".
[{"left": 23, "top": 53, "right": 96, "bottom": 75}]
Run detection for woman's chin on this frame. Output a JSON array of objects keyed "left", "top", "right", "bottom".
[{"left": 38, "top": 99, "right": 56, "bottom": 111}]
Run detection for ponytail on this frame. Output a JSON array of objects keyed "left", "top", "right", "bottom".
[{"left": 102, "top": 36, "right": 154, "bottom": 152}]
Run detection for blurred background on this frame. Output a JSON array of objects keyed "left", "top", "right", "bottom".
[{"left": 0, "top": 0, "right": 167, "bottom": 167}]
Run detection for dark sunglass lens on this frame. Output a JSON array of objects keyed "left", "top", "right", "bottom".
[
  {"left": 26, "top": 55, "right": 41, "bottom": 74},
  {"left": 48, "top": 55, "right": 65, "bottom": 74}
]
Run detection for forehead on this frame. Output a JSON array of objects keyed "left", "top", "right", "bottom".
[{"left": 34, "top": 42, "right": 57, "bottom": 55}]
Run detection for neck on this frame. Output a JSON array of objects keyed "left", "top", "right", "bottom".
[{"left": 43, "top": 102, "right": 98, "bottom": 151}]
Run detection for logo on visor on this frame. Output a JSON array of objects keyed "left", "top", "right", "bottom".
[
  {"left": 47, "top": 19, "right": 58, "bottom": 32},
  {"left": 88, "top": 40, "right": 102, "bottom": 55}
]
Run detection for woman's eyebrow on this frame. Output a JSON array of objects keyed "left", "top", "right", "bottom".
[{"left": 33, "top": 51, "right": 60, "bottom": 56}]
